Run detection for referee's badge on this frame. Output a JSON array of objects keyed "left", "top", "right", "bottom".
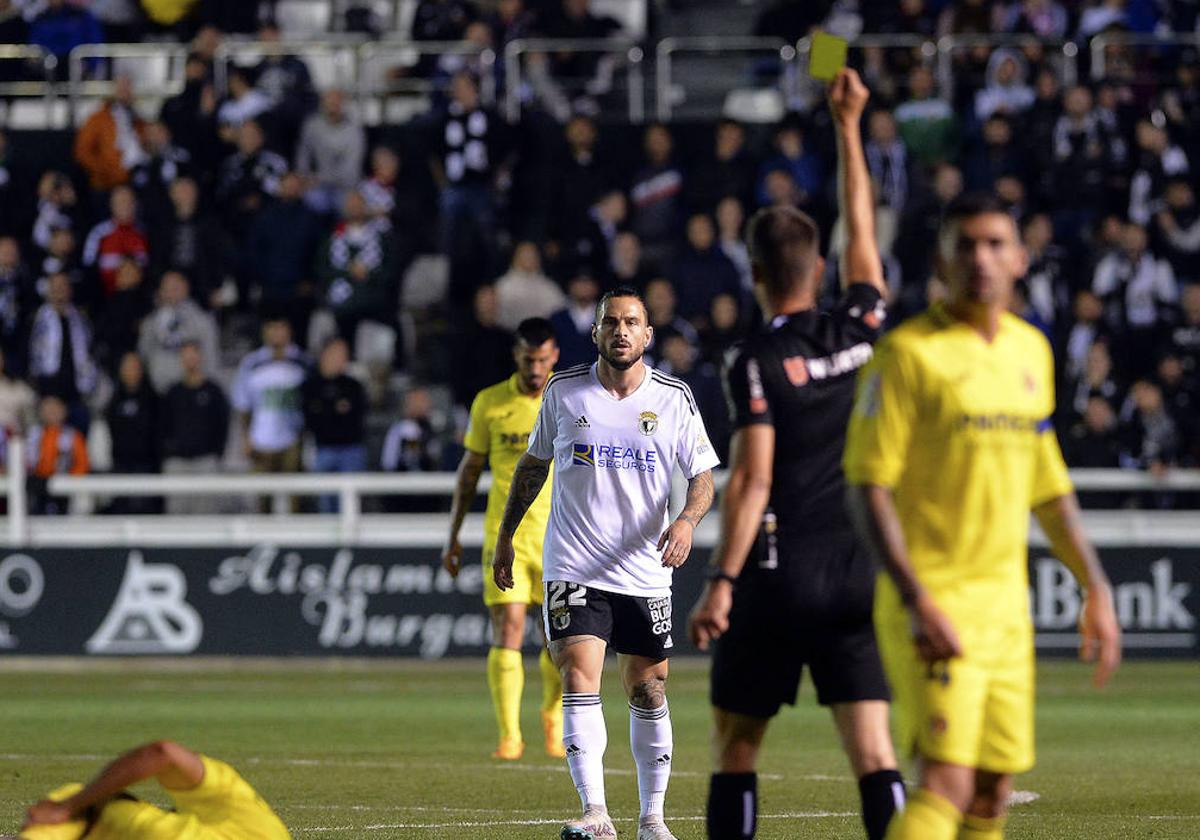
[{"left": 638, "top": 411, "right": 659, "bottom": 436}]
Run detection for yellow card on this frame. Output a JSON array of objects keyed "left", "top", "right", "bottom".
[{"left": 809, "top": 32, "right": 848, "bottom": 81}]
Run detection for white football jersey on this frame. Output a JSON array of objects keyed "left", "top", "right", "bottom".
[{"left": 527, "top": 362, "right": 721, "bottom": 597}]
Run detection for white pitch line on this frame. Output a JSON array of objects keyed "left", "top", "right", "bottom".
[
  {"left": 0, "top": 751, "right": 838, "bottom": 785},
  {"left": 0, "top": 753, "right": 107, "bottom": 762},
  {"left": 294, "top": 812, "right": 859, "bottom": 833}
]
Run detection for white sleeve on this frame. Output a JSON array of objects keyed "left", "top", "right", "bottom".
[
  {"left": 676, "top": 394, "right": 720, "bottom": 479},
  {"left": 527, "top": 388, "right": 558, "bottom": 461}
]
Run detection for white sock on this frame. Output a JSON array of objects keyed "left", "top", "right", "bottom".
[
  {"left": 562, "top": 692, "right": 607, "bottom": 811},
  {"left": 630, "top": 700, "right": 672, "bottom": 821}
]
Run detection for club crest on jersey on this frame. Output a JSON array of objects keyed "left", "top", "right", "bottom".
[
  {"left": 550, "top": 606, "right": 571, "bottom": 631},
  {"left": 638, "top": 411, "right": 658, "bottom": 436}
]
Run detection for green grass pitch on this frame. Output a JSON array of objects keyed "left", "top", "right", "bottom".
[{"left": 1, "top": 659, "right": 1197, "bottom": 838}]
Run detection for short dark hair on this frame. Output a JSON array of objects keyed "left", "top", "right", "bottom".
[
  {"left": 515, "top": 317, "right": 556, "bottom": 348},
  {"left": 746, "top": 206, "right": 820, "bottom": 296},
  {"left": 942, "top": 192, "right": 1014, "bottom": 231},
  {"left": 595, "top": 285, "right": 647, "bottom": 324}
]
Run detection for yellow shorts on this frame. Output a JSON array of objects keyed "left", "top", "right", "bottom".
[
  {"left": 877, "top": 611, "right": 1035, "bottom": 775},
  {"left": 482, "top": 542, "right": 545, "bottom": 607}
]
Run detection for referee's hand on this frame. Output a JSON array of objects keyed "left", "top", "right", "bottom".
[
  {"left": 493, "top": 537, "right": 516, "bottom": 591},
  {"left": 689, "top": 582, "right": 732, "bottom": 651},
  {"left": 657, "top": 520, "right": 695, "bottom": 568}
]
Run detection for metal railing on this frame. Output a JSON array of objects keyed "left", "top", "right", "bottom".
[
  {"left": 357, "top": 40, "right": 497, "bottom": 108},
  {"left": 936, "top": 33, "right": 1079, "bottom": 106},
  {"left": 656, "top": 36, "right": 796, "bottom": 122},
  {"left": 0, "top": 45, "right": 58, "bottom": 120},
  {"left": 67, "top": 43, "right": 189, "bottom": 124},
  {"left": 213, "top": 39, "right": 364, "bottom": 96},
  {"left": 1089, "top": 31, "right": 1200, "bottom": 81},
  {"left": 5, "top": 31, "right": 1199, "bottom": 129},
  {"left": 503, "top": 37, "right": 644, "bottom": 123}
]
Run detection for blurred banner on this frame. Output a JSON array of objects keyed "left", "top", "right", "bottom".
[{"left": 0, "top": 546, "right": 1195, "bottom": 657}]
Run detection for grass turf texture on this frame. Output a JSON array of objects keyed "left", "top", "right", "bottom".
[{"left": 0, "top": 659, "right": 1197, "bottom": 838}]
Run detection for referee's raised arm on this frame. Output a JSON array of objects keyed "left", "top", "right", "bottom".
[{"left": 830, "top": 69, "right": 886, "bottom": 295}]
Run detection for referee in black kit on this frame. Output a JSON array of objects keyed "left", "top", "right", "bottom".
[{"left": 688, "top": 69, "right": 903, "bottom": 840}]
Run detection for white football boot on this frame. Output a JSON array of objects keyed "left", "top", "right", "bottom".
[
  {"left": 635, "top": 817, "right": 678, "bottom": 840},
  {"left": 560, "top": 806, "right": 618, "bottom": 839}
]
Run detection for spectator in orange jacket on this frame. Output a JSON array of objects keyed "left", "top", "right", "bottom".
[
  {"left": 27, "top": 394, "right": 88, "bottom": 515},
  {"left": 73, "top": 76, "right": 147, "bottom": 193}
]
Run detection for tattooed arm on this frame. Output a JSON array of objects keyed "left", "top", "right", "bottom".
[
  {"left": 678, "top": 469, "right": 715, "bottom": 528},
  {"left": 493, "top": 453, "right": 552, "bottom": 590},
  {"left": 441, "top": 450, "right": 487, "bottom": 578},
  {"left": 657, "top": 469, "right": 714, "bottom": 569}
]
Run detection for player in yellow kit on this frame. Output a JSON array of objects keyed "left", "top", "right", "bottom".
[
  {"left": 15, "top": 740, "right": 289, "bottom": 839},
  {"left": 443, "top": 317, "right": 564, "bottom": 760},
  {"left": 843, "top": 193, "right": 1122, "bottom": 840}
]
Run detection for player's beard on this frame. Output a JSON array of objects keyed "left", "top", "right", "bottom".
[{"left": 599, "top": 343, "right": 643, "bottom": 371}]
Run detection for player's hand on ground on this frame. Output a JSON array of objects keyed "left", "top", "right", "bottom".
[
  {"left": 910, "top": 592, "right": 963, "bottom": 662},
  {"left": 23, "top": 800, "right": 72, "bottom": 827},
  {"left": 441, "top": 537, "right": 463, "bottom": 578},
  {"left": 688, "top": 580, "right": 733, "bottom": 651},
  {"left": 657, "top": 520, "right": 694, "bottom": 568},
  {"left": 492, "top": 537, "right": 516, "bottom": 590},
  {"left": 829, "top": 68, "right": 870, "bottom": 126},
  {"left": 1079, "top": 583, "right": 1122, "bottom": 688}
]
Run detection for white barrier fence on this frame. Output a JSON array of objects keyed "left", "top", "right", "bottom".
[{"left": 1, "top": 436, "right": 1197, "bottom": 548}]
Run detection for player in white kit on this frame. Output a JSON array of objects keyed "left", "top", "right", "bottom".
[{"left": 494, "top": 286, "right": 719, "bottom": 840}]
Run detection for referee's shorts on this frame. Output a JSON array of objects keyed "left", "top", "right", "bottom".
[{"left": 710, "top": 529, "right": 890, "bottom": 718}]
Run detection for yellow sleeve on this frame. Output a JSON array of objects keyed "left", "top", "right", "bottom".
[
  {"left": 1031, "top": 344, "right": 1074, "bottom": 506},
  {"left": 463, "top": 391, "right": 491, "bottom": 455},
  {"left": 843, "top": 335, "right": 920, "bottom": 488},
  {"left": 168, "top": 755, "right": 237, "bottom": 810}
]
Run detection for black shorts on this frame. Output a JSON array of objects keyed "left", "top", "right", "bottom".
[
  {"left": 543, "top": 580, "right": 673, "bottom": 660},
  {"left": 710, "top": 531, "right": 889, "bottom": 717}
]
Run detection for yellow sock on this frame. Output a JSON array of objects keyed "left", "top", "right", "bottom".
[
  {"left": 539, "top": 648, "right": 564, "bottom": 754},
  {"left": 540, "top": 647, "right": 563, "bottom": 716},
  {"left": 487, "top": 646, "right": 524, "bottom": 743},
  {"left": 885, "top": 789, "right": 961, "bottom": 840},
  {"left": 959, "top": 813, "right": 1006, "bottom": 839}
]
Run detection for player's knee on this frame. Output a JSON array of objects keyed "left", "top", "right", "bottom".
[
  {"left": 847, "top": 743, "right": 895, "bottom": 777},
  {"left": 920, "top": 761, "right": 975, "bottom": 812},
  {"left": 628, "top": 676, "right": 666, "bottom": 709},
  {"left": 559, "top": 664, "right": 591, "bottom": 691},
  {"left": 967, "top": 773, "right": 1012, "bottom": 819},
  {"left": 713, "top": 730, "right": 762, "bottom": 772}
]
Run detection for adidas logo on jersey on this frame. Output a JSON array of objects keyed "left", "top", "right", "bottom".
[{"left": 575, "top": 415, "right": 590, "bottom": 428}]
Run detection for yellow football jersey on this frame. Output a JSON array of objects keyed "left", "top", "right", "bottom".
[
  {"left": 843, "top": 304, "right": 1074, "bottom": 628},
  {"left": 464, "top": 373, "right": 553, "bottom": 553},
  {"left": 44, "top": 756, "right": 291, "bottom": 840}
]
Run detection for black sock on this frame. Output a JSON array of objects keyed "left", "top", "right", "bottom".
[
  {"left": 707, "top": 772, "right": 757, "bottom": 839},
  {"left": 858, "top": 769, "right": 905, "bottom": 840}
]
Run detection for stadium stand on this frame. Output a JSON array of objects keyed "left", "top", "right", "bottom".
[{"left": 0, "top": 0, "right": 1196, "bottom": 516}]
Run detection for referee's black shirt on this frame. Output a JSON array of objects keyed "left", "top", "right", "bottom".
[{"left": 723, "top": 283, "right": 886, "bottom": 537}]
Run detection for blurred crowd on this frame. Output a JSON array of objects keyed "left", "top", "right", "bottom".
[{"left": 0, "top": 0, "right": 1195, "bottom": 513}]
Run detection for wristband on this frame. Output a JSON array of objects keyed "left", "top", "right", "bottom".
[{"left": 708, "top": 570, "right": 738, "bottom": 586}]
